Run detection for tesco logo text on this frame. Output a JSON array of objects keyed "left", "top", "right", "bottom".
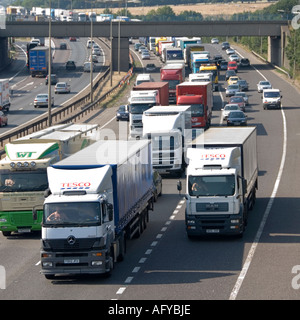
[
  {"left": 200, "top": 154, "right": 226, "bottom": 159},
  {"left": 61, "top": 182, "right": 91, "bottom": 188}
]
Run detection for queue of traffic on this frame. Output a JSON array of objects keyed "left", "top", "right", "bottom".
[{"left": 0, "top": 34, "right": 281, "bottom": 279}]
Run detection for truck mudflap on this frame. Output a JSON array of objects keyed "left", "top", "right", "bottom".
[{"left": 185, "top": 212, "right": 245, "bottom": 237}]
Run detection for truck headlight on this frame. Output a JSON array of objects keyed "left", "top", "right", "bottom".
[{"left": 92, "top": 261, "right": 103, "bottom": 266}]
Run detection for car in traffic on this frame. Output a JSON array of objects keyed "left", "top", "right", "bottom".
[
  {"left": 89, "top": 54, "right": 98, "bottom": 63},
  {"left": 116, "top": 105, "right": 129, "bottom": 121},
  {"left": 257, "top": 80, "right": 272, "bottom": 93},
  {"left": 221, "top": 104, "right": 240, "bottom": 120},
  {"left": 211, "top": 38, "right": 219, "bottom": 44},
  {"left": 226, "top": 48, "right": 235, "bottom": 55},
  {"left": 141, "top": 51, "right": 150, "bottom": 60},
  {"left": 225, "top": 70, "right": 236, "bottom": 81},
  {"left": 86, "top": 39, "right": 95, "bottom": 48},
  {"left": 83, "top": 61, "right": 96, "bottom": 72},
  {"left": 0, "top": 111, "right": 8, "bottom": 126},
  {"left": 226, "top": 84, "right": 240, "bottom": 97},
  {"left": 222, "top": 42, "right": 230, "bottom": 50},
  {"left": 34, "top": 93, "right": 54, "bottom": 108},
  {"left": 60, "top": 42, "right": 67, "bottom": 50},
  {"left": 227, "top": 110, "right": 247, "bottom": 126},
  {"left": 69, "top": 37, "right": 76, "bottom": 41},
  {"left": 45, "top": 74, "right": 58, "bottom": 85},
  {"left": 229, "top": 54, "right": 240, "bottom": 62},
  {"left": 138, "top": 46, "right": 146, "bottom": 53},
  {"left": 229, "top": 95, "right": 246, "bottom": 112},
  {"left": 220, "top": 60, "right": 228, "bottom": 70},
  {"left": 134, "top": 42, "right": 142, "bottom": 51},
  {"left": 240, "top": 58, "right": 250, "bottom": 67},
  {"left": 145, "top": 63, "right": 156, "bottom": 72},
  {"left": 227, "top": 76, "right": 239, "bottom": 85},
  {"left": 237, "top": 79, "right": 249, "bottom": 91},
  {"left": 54, "top": 82, "right": 70, "bottom": 94},
  {"left": 227, "top": 61, "right": 238, "bottom": 72},
  {"left": 152, "top": 170, "right": 162, "bottom": 202},
  {"left": 235, "top": 91, "right": 249, "bottom": 105},
  {"left": 92, "top": 47, "right": 101, "bottom": 56},
  {"left": 66, "top": 60, "right": 76, "bottom": 70}
]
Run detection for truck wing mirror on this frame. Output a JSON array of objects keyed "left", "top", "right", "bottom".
[
  {"left": 44, "top": 188, "right": 51, "bottom": 198},
  {"left": 107, "top": 203, "right": 113, "bottom": 221},
  {"left": 32, "top": 205, "right": 43, "bottom": 221}
]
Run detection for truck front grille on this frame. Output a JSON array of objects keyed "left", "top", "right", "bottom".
[{"left": 196, "top": 202, "right": 229, "bottom": 212}]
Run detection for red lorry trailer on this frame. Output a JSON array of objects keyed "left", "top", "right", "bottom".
[
  {"left": 133, "top": 81, "right": 169, "bottom": 106},
  {"left": 160, "top": 63, "right": 185, "bottom": 104},
  {"left": 176, "top": 81, "right": 212, "bottom": 129}
]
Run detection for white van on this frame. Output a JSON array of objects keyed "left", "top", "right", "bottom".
[{"left": 135, "top": 73, "right": 153, "bottom": 86}]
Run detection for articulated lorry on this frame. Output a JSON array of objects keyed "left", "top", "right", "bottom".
[
  {"left": 142, "top": 105, "right": 192, "bottom": 176},
  {"left": 183, "top": 127, "right": 258, "bottom": 237},
  {"left": 160, "top": 63, "right": 185, "bottom": 104},
  {"left": 29, "top": 46, "right": 50, "bottom": 77},
  {"left": 163, "top": 47, "right": 184, "bottom": 65},
  {"left": 0, "top": 79, "right": 10, "bottom": 112},
  {"left": 176, "top": 81, "right": 213, "bottom": 129},
  {"left": 128, "top": 90, "right": 159, "bottom": 139},
  {"left": 38, "top": 140, "right": 154, "bottom": 279},
  {"left": 0, "top": 123, "right": 100, "bottom": 236},
  {"left": 185, "top": 44, "right": 205, "bottom": 67}
]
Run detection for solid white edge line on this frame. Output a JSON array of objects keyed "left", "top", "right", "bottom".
[{"left": 229, "top": 101, "right": 287, "bottom": 300}]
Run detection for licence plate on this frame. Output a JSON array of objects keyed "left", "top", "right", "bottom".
[
  {"left": 234, "top": 122, "right": 240, "bottom": 126},
  {"left": 18, "top": 228, "right": 31, "bottom": 233},
  {"left": 64, "top": 259, "right": 80, "bottom": 264},
  {"left": 206, "top": 229, "right": 220, "bottom": 233}
]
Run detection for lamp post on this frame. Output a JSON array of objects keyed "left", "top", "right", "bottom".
[
  {"left": 90, "top": 7, "right": 94, "bottom": 103},
  {"left": 48, "top": 0, "right": 52, "bottom": 127}
]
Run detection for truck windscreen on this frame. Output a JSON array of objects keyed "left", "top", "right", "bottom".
[
  {"left": 43, "top": 202, "right": 101, "bottom": 226},
  {"left": 188, "top": 175, "right": 235, "bottom": 197},
  {"left": 0, "top": 169, "right": 48, "bottom": 192},
  {"left": 129, "top": 104, "right": 155, "bottom": 114}
]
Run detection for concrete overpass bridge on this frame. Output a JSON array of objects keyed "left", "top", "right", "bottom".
[{"left": 0, "top": 20, "right": 289, "bottom": 71}]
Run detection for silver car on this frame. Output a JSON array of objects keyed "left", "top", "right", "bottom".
[
  {"left": 226, "top": 84, "right": 240, "bottom": 97},
  {"left": 221, "top": 104, "right": 240, "bottom": 120},
  {"left": 257, "top": 80, "right": 272, "bottom": 93},
  {"left": 54, "top": 82, "right": 70, "bottom": 94},
  {"left": 34, "top": 93, "right": 54, "bottom": 108}
]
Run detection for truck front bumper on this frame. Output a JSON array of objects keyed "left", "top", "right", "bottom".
[
  {"left": 185, "top": 213, "right": 244, "bottom": 236},
  {"left": 40, "top": 249, "right": 110, "bottom": 276}
]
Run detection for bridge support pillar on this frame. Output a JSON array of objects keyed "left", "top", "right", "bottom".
[
  {"left": 111, "top": 37, "right": 129, "bottom": 72},
  {"left": 0, "top": 37, "right": 9, "bottom": 71},
  {"left": 268, "top": 36, "right": 281, "bottom": 66}
]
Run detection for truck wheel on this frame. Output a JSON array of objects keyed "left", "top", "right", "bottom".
[
  {"left": 117, "top": 233, "right": 126, "bottom": 262},
  {"left": 105, "top": 247, "right": 114, "bottom": 276},
  {"left": 2, "top": 231, "right": 11, "bottom": 237},
  {"left": 45, "top": 274, "right": 55, "bottom": 280}
]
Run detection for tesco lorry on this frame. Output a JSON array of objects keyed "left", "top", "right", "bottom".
[
  {"left": 0, "top": 79, "right": 10, "bottom": 112},
  {"left": 142, "top": 105, "right": 192, "bottom": 176},
  {"left": 182, "top": 127, "right": 258, "bottom": 237},
  {"left": 38, "top": 140, "right": 154, "bottom": 279},
  {"left": 176, "top": 81, "right": 213, "bottom": 129},
  {"left": 0, "top": 123, "right": 100, "bottom": 236},
  {"left": 160, "top": 63, "right": 186, "bottom": 103}
]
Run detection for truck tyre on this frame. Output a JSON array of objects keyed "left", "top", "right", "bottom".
[
  {"left": 105, "top": 247, "right": 114, "bottom": 276},
  {"left": 2, "top": 231, "right": 11, "bottom": 237},
  {"left": 45, "top": 274, "right": 55, "bottom": 280},
  {"left": 117, "top": 233, "right": 126, "bottom": 262}
]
